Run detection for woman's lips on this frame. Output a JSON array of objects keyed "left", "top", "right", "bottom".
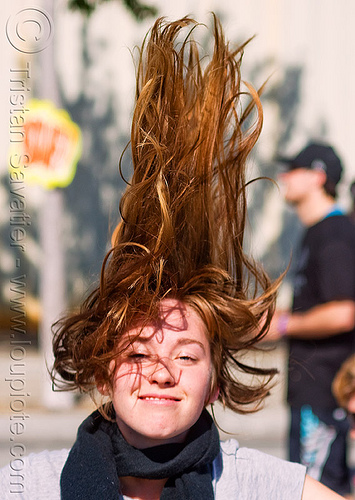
[{"left": 138, "top": 394, "right": 180, "bottom": 403}]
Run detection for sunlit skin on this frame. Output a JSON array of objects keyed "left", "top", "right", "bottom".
[{"left": 101, "top": 299, "right": 218, "bottom": 450}]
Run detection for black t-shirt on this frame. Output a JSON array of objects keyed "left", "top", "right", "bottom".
[{"left": 287, "top": 214, "right": 355, "bottom": 410}]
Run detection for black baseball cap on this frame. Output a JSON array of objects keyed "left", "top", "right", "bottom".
[{"left": 278, "top": 142, "right": 343, "bottom": 186}]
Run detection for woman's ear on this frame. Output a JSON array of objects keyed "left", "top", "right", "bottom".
[
  {"left": 207, "top": 386, "right": 220, "bottom": 405},
  {"left": 96, "top": 360, "right": 116, "bottom": 396},
  {"left": 96, "top": 382, "right": 110, "bottom": 396}
]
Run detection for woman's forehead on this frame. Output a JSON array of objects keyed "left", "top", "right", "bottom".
[{"left": 123, "top": 299, "right": 208, "bottom": 345}]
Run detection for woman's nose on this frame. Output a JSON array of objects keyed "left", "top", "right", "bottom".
[{"left": 148, "top": 358, "right": 178, "bottom": 386}]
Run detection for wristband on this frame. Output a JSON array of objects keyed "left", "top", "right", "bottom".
[{"left": 278, "top": 313, "right": 290, "bottom": 337}]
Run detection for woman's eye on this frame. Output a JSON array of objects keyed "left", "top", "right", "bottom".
[
  {"left": 178, "top": 355, "right": 196, "bottom": 362},
  {"left": 128, "top": 353, "right": 148, "bottom": 360}
]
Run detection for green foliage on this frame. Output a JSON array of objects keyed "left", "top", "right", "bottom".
[{"left": 68, "top": 0, "right": 157, "bottom": 20}]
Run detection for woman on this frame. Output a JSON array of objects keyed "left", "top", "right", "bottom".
[
  {"left": 333, "top": 353, "right": 355, "bottom": 440},
  {"left": 0, "top": 14, "right": 344, "bottom": 499},
  {"left": 332, "top": 354, "right": 355, "bottom": 499}
]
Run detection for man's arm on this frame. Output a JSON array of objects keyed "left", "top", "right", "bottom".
[
  {"left": 266, "top": 300, "right": 355, "bottom": 341},
  {"left": 302, "top": 475, "right": 344, "bottom": 500}
]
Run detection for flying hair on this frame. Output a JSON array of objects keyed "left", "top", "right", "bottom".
[{"left": 52, "top": 14, "right": 279, "bottom": 416}]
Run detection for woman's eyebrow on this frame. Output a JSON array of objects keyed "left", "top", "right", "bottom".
[
  {"left": 129, "top": 337, "right": 206, "bottom": 351},
  {"left": 174, "top": 338, "right": 206, "bottom": 352},
  {"left": 128, "top": 335, "right": 155, "bottom": 345}
]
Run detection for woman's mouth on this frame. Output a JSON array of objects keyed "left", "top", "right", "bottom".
[{"left": 139, "top": 395, "right": 180, "bottom": 403}]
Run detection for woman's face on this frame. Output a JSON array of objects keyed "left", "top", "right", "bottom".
[{"left": 107, "top": 299, "right": 217, "bottom": 449}]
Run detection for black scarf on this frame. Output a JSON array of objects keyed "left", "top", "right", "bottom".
[{"left": 60, "top": 408, "right": 220, "bottom": 500}]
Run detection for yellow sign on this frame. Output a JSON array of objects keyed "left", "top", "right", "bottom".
[{"left": 9, "top": 99, "right": 82, "bottom": 189}]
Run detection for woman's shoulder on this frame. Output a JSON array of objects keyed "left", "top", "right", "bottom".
[
  {"left": 213, "top": 439, "right": 306, "bottom": 500},
  {"left": 0, "top": 448, "right": 69, "bottom": 500}
]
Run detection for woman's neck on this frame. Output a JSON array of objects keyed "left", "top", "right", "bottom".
[{"left": 119, "top": 476, "right": 167, "bottom": 500}]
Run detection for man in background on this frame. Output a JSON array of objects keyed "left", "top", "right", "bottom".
[
  {"left": 350, "top": 181, "right": 355, "bottom": 223},
  {"left": 268, "top": 142, "right": 355, "bottom": 497}
]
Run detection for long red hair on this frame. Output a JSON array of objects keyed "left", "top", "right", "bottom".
[{"left": 52, "top": 14, "right": 278, "bottom": 415}]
